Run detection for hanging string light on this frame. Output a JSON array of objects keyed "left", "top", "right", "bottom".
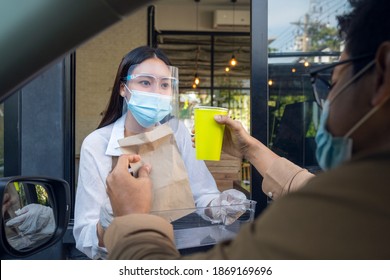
[
  {"left": 193, "top": 0, "right": 201, "bottom": 88},
  {"left": 229, "top": 54, "right": 237, "bottom": 66},
  {"left": 194, "top": 72, "right": 200, "bottom": 85},
  {"left": 193, "top": 46, "right": 200, "bottom": 87},
  {"left": 229, "top": 0, "right": 238, "bottom": 67}
]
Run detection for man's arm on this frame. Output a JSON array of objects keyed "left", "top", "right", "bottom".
[{"left": 104, "top": 214, "right": 179, "bottom": 260}]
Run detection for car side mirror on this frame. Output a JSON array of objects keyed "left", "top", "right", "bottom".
[{"left": 0, "top": 176, "right": 70, "bottom": 259}]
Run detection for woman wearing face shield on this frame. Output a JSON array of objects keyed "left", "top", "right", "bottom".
[{"left": 73, "top": 46, "right": 246, "bottom": 259}]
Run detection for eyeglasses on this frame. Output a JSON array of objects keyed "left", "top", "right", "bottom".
[
  {"left": 126, "top": 74, "right": 178, "bottom": 93},
  {"left": 309, "top": 54, "right": 373, "bottom": 108}
]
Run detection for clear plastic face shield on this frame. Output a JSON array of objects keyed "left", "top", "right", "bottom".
[{"left": 122, "top": 63, "right": 179, "bottom": 133}]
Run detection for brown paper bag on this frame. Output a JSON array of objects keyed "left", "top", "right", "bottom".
[{"left": 118, "top": 123, "right": 195, "bottom": 222}]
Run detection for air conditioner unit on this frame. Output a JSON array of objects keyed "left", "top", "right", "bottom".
[{"left": 213, "top": 10, "right": 250, "bottom": 29}]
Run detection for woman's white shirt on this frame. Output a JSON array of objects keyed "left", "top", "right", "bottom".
[{"left": 73, "top": 115, "right": 220, "bottom": 259}]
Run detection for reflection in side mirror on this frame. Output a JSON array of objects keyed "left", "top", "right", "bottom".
[
  {"left": 3, "top": 182, "right": 55, "bottom": 251},
  {"left": 0, "top": 177, "right": 70, "bottom": 259}
]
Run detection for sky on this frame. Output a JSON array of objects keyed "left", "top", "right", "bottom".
[
  {"left": 268, "top": 0, "right": 350, "bottom": 52},
  {"left": 268, "top": 0, "right": 310, "bottom": 38}
]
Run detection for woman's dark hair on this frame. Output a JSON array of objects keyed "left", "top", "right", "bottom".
[
  {"left": 97, "top": 46, "right": 171, "bottom": 128},
  {"left": 337, "top": 0, "right": 390, "bottom": 73}
]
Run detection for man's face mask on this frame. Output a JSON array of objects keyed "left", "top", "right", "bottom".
[
  {"left": 123, "top": 84, "right": 172, "bottom": 128},
  {"left": 315, "top": 59, "right": 389, "bottom": 170},
  {"left": 315, "top": 99, "right": 352, "bottom": 170}
]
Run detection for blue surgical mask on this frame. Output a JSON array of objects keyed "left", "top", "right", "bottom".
[
  {"left": 315, "top": 100, "right": 352, "bottom": 170},
  {"left": 316, "top": 95, "right": 389, "bottom": 171},
  {"left": 124, "top": 87, "right": 172, "bottom": 128}
]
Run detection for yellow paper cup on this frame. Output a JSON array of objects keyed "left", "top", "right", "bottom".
[{"left": 194, "top": 106, "right": 228, "bottom": 161}]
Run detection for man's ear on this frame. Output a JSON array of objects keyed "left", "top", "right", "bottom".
[{"left": 373, "top": 41, "right": 390, "bottom": 106}]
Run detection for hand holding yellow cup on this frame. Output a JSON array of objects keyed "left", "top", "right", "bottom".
[{"left": 194, "top": 106, "right": 228, "bottom": 161}]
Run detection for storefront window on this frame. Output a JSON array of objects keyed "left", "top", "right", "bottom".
[
  {"left": 267, "top": 0, "right": 349, "bottom": 170},
  {"left": 157, "top": 32, "right": 250, "bottom": 132}
]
